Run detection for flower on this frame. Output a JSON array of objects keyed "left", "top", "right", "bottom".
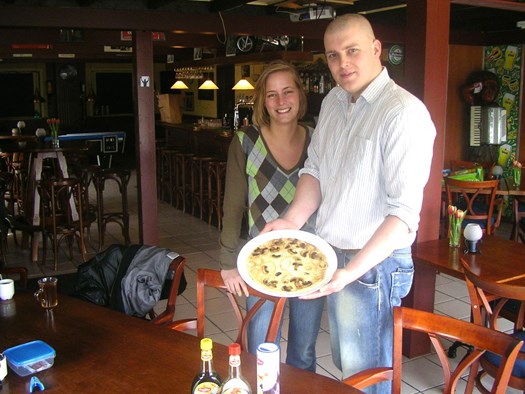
[
  {"left": 46, "top": 118, "right": 60, "bottom": 140},
  {"left": 448, "top": 205, "right": 466, "bottom": 247}
]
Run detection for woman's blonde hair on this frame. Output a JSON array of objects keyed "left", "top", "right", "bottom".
[{"left": 252, "top": 60, "right": 307, "bottom": 128}]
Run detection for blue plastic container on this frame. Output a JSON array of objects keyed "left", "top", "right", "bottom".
[{"left": 3, "top": 340, "right": 56, "bottom": 376}]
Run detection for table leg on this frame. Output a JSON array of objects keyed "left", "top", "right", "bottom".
[{"left": 402, "top": 262, "right": 436, "bottom": 357}]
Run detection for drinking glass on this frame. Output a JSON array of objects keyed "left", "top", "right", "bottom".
[{"left": 34, "top": 277, "right": 58, "bottom": 310}]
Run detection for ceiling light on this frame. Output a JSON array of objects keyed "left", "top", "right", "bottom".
[
  {"left": 198, "top": 79, "right": 219, "bottom": 90},
  {"left": 171, "top": 80, "right": 189, "bottom": 89},
  {"left": 232, "top": 79, "right": 254, "bottom": 90}
]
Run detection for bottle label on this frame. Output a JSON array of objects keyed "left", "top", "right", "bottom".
[
  {"left": 194, "top": 382, "right": 220, "bottom": 393},
  {"left": 201, "top": 349, "right": 212, "bottom": 362},
  {"left": 229, "top": 355, "right": 241, "bottom": 367},
  {"left": 223, "top": 388, "right": 250, "bottom": 394}
]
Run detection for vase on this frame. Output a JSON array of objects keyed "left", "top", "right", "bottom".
[
  {"left": 513, "top": 167, "right": 521, "bottom": 189},
  {"left": 449, "top": 222, "right": 462, "bottom": 248},
  {"left": 52, "top": 137, "right": 60, "bottom": 149}
]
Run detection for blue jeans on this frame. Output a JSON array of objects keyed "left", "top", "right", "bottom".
[
  {"left": 328, "top": 247, "right": 414, "bottom": 394},
  {"left": 247, "top": 295, "right": 325, "bottom": 372}
]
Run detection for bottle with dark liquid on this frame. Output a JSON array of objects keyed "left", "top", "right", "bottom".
[
  {"left": 191, "top": 338, "right": 222, "bottom": 394},
  {"left": 221, "top": 343, "right": 252, "bottom": 394}
]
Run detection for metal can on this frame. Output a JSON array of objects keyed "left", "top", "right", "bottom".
[{"left": 256, "top": 343, "right": 280, "bottom": 394}]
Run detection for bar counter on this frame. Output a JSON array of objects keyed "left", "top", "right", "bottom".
[{"left": 157, "top": 121, "right": 233, "bottom": 160}]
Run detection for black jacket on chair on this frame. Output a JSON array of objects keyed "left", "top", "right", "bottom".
[{"left": 73, "top": 244, "right": 186, "bottom": 317}]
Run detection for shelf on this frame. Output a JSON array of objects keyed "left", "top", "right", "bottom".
[{"left": 171, "top": 51, "right": 314, "bottom": 67}]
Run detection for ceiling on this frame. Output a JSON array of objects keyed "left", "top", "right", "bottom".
[{"left": 0, "top": 0, "right": 524, "bottom": 63}]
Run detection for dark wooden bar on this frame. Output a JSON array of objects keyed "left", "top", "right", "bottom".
[{"left": 157, "top": 121, "right": 233, "bottom": 160}]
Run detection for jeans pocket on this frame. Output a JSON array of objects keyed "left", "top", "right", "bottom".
[{"left": 391, "top": 267, "right": 414, "bottom": 306}]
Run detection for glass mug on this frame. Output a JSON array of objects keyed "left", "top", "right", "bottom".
[{"left": 34, "top": 277, "right": 58, "bottom": 310}]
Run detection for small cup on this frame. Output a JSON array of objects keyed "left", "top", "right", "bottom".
[
  {"left": 34, "top": 277, "right": 58, "bottom": 310},
  {"left": 0, "top": 278, "right": 14, "bottom": 301}
]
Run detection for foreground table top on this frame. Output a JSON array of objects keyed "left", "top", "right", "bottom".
[{"left": 0, "top": 293, "right": 361, "bottom": 393}]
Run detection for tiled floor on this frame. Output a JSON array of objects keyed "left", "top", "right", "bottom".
[{"left": 2, "top": 170, "right": 521, "bottom": 393}]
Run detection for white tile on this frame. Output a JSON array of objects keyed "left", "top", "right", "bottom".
[
  {"left": 436, "top": 280, "right": 469, "bottom": 299},
  {"left": 433, "top": 298, "right": 471, "bottom": 320},
  {"left": 401, "top": 356, "right": 445, "bottom": 391},
  {"left": 316, "top": 355, "right": 341, "bottom": 380}
]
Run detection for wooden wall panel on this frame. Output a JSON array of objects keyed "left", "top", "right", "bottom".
[{"left": 445, "top": 45, "right": 483, "bottom": 169}]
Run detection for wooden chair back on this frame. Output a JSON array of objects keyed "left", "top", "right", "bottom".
[
  {"left": 444, "top": 177, "right": 502, "bottom": 235},
  {"left": 462, "top": 258, "right": 525, "bottom": 392},
  {"left": 343, "top": 306, "right": 523, "bottom": 394},
  {"left": 168, "top": 268, "right": 286, "bottom": 351},
  {"left": 39, "top": 177, "right": 86, "bottom": 270},
  {"left": 0, "top": 266, "right": 28, "bottom": 288},
  {"left": 149, "top": 255, "right": 187, "bottom": 325}
]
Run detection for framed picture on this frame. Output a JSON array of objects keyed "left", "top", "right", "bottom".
[
  {"left": 193, "top": 48, "right": 202, "bottom": 60},
  {"left": 225, "top": 36, "right": 237, "bottom": 57}
]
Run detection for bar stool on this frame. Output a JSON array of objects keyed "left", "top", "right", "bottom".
[
  {"left": 71, "top": 164, "right": 99, "bottom": 247},
  {"left": 189, "top": 156, "right": 215, "bottom": 220},
  {"left": 93, "top": 167, "right": 131, "bottom": 251},
  {"left": 207, "top": 160, "right": 227, "bottom": 229},
  {"left": 39, "top": 177, "right": 87, "bottom": 271},
  {"left": 158, "top": 147, "right": 179, "bottom": 205},
  {"left": 173, "top": 152, "right": 195, "bottom": 213}
]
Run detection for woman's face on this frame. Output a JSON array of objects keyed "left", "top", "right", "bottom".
[{"left": 264, "top": 70, "right": 300, "bottom": 125}]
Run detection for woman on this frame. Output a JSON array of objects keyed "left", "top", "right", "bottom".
[{"left": 219, "top": 60, "right": 324, "bottom": 371}]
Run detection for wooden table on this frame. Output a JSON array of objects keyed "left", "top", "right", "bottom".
[
  {"left": 0, "top": 293, "right": 362, "bottom": 393},
  {"left": 405, "top": 236, "right": 525, "bottom": 357}
]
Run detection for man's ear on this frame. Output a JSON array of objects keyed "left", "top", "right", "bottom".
[{"left": 373, "top": 39, "right": 382, "bottom": 57}]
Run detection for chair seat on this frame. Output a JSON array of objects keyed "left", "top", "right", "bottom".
[{"left": 484, "top": 329, "right": 525, "bottom": 378}]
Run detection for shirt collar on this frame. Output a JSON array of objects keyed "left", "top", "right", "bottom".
[{"left": 334, "top": 67, "right": 390, "bottom": 105}]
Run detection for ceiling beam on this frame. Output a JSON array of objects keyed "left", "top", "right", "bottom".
[
  {"left": 451, "top": 0, "right": 525, "bottom": 12},
  {"left": 0, "top": 6, "right": 328, "bottom": 38},
  {"left": 209, "top": 0, "right": 251, "bottom": 12}
]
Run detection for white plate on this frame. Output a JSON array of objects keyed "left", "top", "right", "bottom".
[{"left": 237, "top": 230, "right": 337, "bottom": 298}]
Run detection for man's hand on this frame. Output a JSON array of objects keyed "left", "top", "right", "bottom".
[
  {"left": 221, "top": 268, "right": 249, "bottom": 297},
  {"left": 300, "top": 268, "right": 353, "bottom": 299},
  {"left": 260, "top": 218, "right": 299, "bottom": 234}
]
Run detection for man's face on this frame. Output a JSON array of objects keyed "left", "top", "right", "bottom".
[{"left": 324, "top": 23, "right": 382, "bottom": 100}]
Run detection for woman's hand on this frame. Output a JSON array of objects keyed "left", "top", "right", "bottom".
[
  {"left": 221, "top": 268, "right": 249, "bottom": 297},
  {"left": 260, "top": 218, "right": 299, "bottom": 234}
]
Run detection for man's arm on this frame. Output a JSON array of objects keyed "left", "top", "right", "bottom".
[
  {"left": 261, "top": 174, "right": 322, "bottom": 233},
  {"left": 301, "top": 215, "right": 409, "bottom": 299}
]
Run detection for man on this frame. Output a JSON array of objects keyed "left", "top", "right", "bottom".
[{"left": 262, "top": 14, "right": 436, "bottom": 393}]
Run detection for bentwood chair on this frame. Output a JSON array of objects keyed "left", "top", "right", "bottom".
[
  {"left": 444, "top": 177, "right": 503, "bottom": 235},
  {"left": 39, "top": 177, "right": 87, "bottom": 270},
  {"left": 342, "top": 306, "right": 522, "bottom": 394},
  {"left": 168, "top": 268, "right": 286, "bottom": 352},
  {"left": 149, "top": 254, "right": 188, "bottom": 325},
  {"left": 462, "top": 259, "right": 525, "bottom": 393}
]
